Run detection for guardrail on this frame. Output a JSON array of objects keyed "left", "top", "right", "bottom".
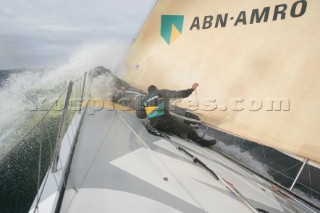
[
  {"left": 12, "top": 72, "right": 92, "bottom": 213},
  {"left": 203, "top": 126, "right": 320, "bottom": 210}
]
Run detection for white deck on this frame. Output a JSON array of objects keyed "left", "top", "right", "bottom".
[{"left": 30, "top": 106, "right": 318, "bottom": 213}]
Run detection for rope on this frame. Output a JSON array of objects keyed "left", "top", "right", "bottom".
[
  {"left": 194, "top": 89, "right": 198, "bottom": 100},
  {"left": 118, "top": 113, "right": 206, "bottom": 210},
  {"left": 52, "top": 172, "right": 59, "bottom": 189},
  {"left": 214, "top": 143, "right": 320, "bottom": 196},
  {"left": 201, "top": 126, "right": 209, "bottom": 139},
  {"left": 165, "top": 136, "right": 258, "bottom": 212},
  {"left": 269, "top": 161, "right": 301, "bottom": 176},
  {"left": 142, "top": 121, "right": 258, "bottom": 212}
]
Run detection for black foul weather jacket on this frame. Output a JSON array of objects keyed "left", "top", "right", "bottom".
[{"left": 143, "top": 88, "right": 194, "bottom": 119}]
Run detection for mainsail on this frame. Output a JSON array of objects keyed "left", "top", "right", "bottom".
[{"left": 122, "top": 0, "right": 320, "bottom": 164}]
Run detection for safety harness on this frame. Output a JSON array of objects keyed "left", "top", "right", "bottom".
[{"left": 143, "top": 92, "right": 165, "bottom": 119}]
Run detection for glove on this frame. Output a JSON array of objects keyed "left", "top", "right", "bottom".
[{"left": 192, "top": 83, "right": 199, "bottom": 90}]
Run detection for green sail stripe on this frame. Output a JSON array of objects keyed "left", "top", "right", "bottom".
[{"left": 161, "top": 15, "right": 184, "bottom": 44}]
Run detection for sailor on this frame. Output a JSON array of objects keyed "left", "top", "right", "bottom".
[
  {"left": 142, "top": 84, "right": 216, "bottom": 147},
  {"left": 113, "top": 85, "right": 127, "bottom": 103}
]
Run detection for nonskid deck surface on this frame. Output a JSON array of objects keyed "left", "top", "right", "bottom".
[{"left": 55, "top": 107, "right": 314, "bottom": 213}]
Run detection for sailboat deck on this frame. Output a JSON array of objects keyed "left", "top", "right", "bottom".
[{"left": 57, "top": 106, "right": 315, "bottom": 213}]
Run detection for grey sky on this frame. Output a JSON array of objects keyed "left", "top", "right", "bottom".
[{"left": 0, "top": 0, "right": 154, "bottom": 69}]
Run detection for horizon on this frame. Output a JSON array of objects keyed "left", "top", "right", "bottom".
[{"left": 0, "top": 0, "right": 155, "bottom": 70}]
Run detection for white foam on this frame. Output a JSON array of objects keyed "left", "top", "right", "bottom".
[
  {"left": 292, "top": 188, "right": 320, "bottom": 209},
  {"left": 0, "top": 39, "right": 129, "bottom": 159},
  {"left": 39, "top": 40, "right": 128, "bottom": 87},
  {"left": 215, "top": 142, "right": 273, "bottom": 180}
]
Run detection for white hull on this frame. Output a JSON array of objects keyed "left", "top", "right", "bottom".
[{"left": 29, "top": 103, "right": 318, "bottom": 212}]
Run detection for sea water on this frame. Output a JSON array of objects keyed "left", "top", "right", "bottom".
[{"left": 0, "top": 40, "right": 128, "bottom": 213}]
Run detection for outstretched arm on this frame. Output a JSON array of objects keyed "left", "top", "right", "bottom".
[{"left": 159, "top": 83, "right": 199, "bottom": 99}]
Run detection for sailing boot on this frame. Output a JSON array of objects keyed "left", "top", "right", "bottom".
[
  {"left": 189, "top": 132, "right": 216, "bottom": 147},
  {"left": 195, "top": 138, "right": 217, "bottom": 147}
]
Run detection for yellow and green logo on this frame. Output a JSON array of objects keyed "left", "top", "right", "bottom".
[{"left": 161, "top": 15, "right": 184, "bottom": 45}]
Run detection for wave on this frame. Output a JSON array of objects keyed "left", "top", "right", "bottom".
[
  {"left": 0, "top": 39, "right": 128, "bottom": 160},
  {"left": 215, "top": 140, "right": 273, "bottom": 180}
]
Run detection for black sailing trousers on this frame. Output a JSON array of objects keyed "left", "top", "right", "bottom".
[{"left": 149, "top": 115, "right": 200, "bottom": 141}]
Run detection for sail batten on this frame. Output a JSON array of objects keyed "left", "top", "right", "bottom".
[{"left": 122, "top": 0, "right": 320, "bottom": 164}]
